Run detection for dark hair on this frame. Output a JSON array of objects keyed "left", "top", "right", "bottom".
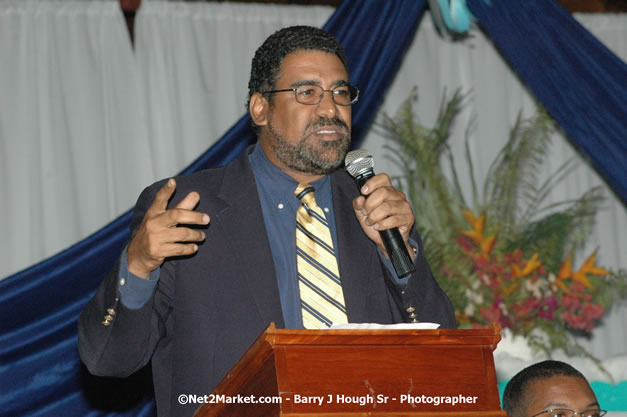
[
  {"left": 246, "top": 25, "right": 348, "bottom": 134},
  {"left": 502, "top": 360, "right": 588, "bottom": 417}
]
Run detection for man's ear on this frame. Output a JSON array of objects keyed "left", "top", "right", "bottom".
[{"left": 249, "top": 93, "right": 269, "bottom": 127}]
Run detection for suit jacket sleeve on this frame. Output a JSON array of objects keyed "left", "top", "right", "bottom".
[
  {"left": 395, "top": 228, "right": 457, "bottom": 329},
  {"left": 78, "top": 180, "right": 173, "bottom": 377}
]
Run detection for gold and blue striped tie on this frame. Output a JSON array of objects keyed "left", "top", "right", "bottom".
[{"left": 294, "top": 184, "right": 348, "bottom": 329}]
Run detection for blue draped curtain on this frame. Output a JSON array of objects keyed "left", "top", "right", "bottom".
[
  {"left": 468, "top": 0, "right": 627, "bottom": 203},
  {"left": 0, "top": 1, "right": 427, "bottom": 416}
]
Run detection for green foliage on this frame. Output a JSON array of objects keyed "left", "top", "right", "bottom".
[
  {"left": 380, "top": 89, "right": 625, "bottom": 363},
  {"left": 382, "top": 89, "right": 466, "bottom": 243}
]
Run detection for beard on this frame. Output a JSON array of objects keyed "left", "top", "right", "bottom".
[{"left": 267, "top": 115, "right": 351, "bottom": 175}]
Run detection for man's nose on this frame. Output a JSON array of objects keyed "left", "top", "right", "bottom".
[{"left": 315, "top": 90, "right": 338, "bottom": 118}]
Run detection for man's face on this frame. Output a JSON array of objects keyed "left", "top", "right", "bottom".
[
  {"left": 259, "top": 50, "right": 352, "bottom": 176},
  {"left": 523, "top": 376, "right": 600, "bottom": 417}
]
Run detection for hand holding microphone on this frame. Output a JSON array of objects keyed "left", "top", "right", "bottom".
[{"left": 345, "top": 150, "right": 416, "bottom": 278}]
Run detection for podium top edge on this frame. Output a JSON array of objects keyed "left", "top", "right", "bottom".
[{"left": 261, "top": 324, "right": 502, "bottom": 346}]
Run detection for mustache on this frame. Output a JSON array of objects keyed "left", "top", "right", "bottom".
[{"left": 306, "top": 116, "right": 349, "bottom": 133}]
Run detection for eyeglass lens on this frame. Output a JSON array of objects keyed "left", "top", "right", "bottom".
[
  {"left": 537, "top": 409, "right": 606, "bottom": 417},
  {"left": 294, "top": 85, "right": 357, "bottom": 105}
]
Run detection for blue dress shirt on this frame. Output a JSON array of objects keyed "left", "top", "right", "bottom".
[{"left": 248, "top": 144, "right": 338, "bottom": 328}]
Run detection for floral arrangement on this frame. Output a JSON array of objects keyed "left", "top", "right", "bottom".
[
  {"left": 454, "top": 210, "right": 609, "bottom": 335},
  {"left": 380, "top": 89, "right": 627, "bottom": 364}
]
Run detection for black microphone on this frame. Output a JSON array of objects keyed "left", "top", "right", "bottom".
[{"left": 345, "top": 149, "right": 416, "bottom": 278}]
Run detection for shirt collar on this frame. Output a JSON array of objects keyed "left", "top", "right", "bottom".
[{"left": 249, "top": 143, "right": 330, "bottom": 200}]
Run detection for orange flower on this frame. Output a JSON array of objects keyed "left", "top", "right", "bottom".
[
  {"left": 461, "top": 209, "right": 484, "bottom": 245},
  {"left": 578, "top": 252, "right": 609, "bottom": 276},
  {"left": 461, "top": 209, "right": 497, "bottom": 258},
  {"left": 512, "top": 253, "right": 542, "bottom": 278},
  {"left": 554, "top": 252, "right": 574, "bottom": 293},
  {"left": 502, "top": 281, "right": 520, "bottom": 296},
  {"left": 480, "top": 234, "right": 497, "bottom": 257},
  {"left": 571, "top": 252, "right": 608, "bottom": 289},
  {"left": 555, "top": 280, "right": 570, "bottom": 293},
  {"left": 558, "top": 252, "right": 573, "bottom": 281}
]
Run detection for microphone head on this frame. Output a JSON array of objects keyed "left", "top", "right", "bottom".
[{"left": 345, "top": 149, "right": 374, "bottom": 178}]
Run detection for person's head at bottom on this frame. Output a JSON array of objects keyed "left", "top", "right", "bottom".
[{"left": 502, "top": 360, "right": 606, "bottom": 417}]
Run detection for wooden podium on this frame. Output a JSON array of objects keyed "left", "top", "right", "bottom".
[{"left": 194, "top": 323, "right": 507, "bottom": 417}]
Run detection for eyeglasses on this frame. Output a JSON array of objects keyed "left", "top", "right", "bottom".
[
  {"left": 531, "top": 409, "right": 607, "bottom": 417},
  {"left": 261, "top": 84, "right": 359, "bottom": 106}
]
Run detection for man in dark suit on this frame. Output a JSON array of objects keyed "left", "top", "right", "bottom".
[{"left": 78, "top": 26, "right": 455, "bottom": 417}]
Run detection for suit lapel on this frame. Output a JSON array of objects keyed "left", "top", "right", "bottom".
[{"left": 212, "top": 149, "right": 285, "bottom": 328}]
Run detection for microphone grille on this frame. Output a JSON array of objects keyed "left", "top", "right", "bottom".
[{"left": 345, "top": 149, "right": 374, "bottom": 177}]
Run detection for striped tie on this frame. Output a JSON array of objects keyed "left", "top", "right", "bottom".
[{"left": 294, "top": 184, "right": 348, "bottom": 329}]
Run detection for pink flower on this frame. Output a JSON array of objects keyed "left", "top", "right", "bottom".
[
  {"left": 457, "top": 236, "right": 475, "bottom": 253},
  {"left": 561, "top": 311, "right": 586, "bottom": 330},
  {"left": 514, "top": 298, "right": 539, "bottom": 316},
  {"left": 487, "top": 275, "right": 501, "bottom": 289},
  {"left": 510, "top": 249, "right": 523, "bottom": 264},
  {"left": 474, "top": 256, "right": 489, "bottom": 271},
  {"left": 538, "top": 309, "right": 554, "bottom": 321},
  {"left": 581, "top": 303, "right": 603, "bottom": 320},
  {"left": 570, "top": 282, "right": 586, "bottom": 294},
  {"left": 561, "top": 307, "right": 601, "bottom": 333},
  {"left": 480, "top": 305, "right": 501, "bottom": 324},
  {"left": 538, "top": 296, "right": 558, "bottom": 321},
  {"left": 562, "top": 294, "right": 580, "bottom": 312}
]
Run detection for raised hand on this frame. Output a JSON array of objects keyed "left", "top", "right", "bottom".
[{"left": 127, "top": 178, "right": 209, "bottom": 278}]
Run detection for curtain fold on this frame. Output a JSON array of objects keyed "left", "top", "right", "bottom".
[
  {"left": 467, "top": 0, "right": 627, "bottom": 203},
  {"left": 0, "top": 0, "right": 143, "bottom": 281},
  {"left": 0, "top": 1, "right": 426, "bottom": 415}
]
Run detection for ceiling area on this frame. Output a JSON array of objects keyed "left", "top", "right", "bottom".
[
  {"left": 119, "top": 0, "right": 627, "bottom": 42},
  {"left": 120, "top": 0, "right": 627, "bottom": 13}
]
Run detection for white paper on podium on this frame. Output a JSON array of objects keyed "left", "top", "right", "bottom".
[{"left": 330, "top": 322, "right": 440, "bottom": 330}]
